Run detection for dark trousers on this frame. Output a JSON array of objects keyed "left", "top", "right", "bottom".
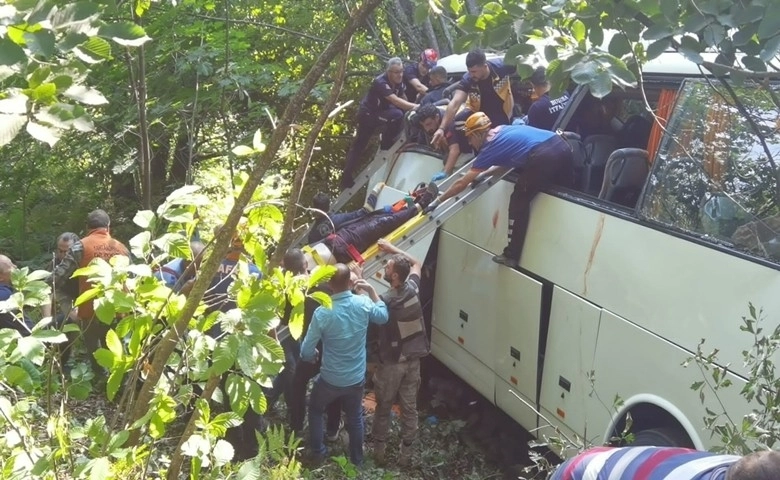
[
  {"left": 327, "top": 207, "right": 419, "bottom": 262},
  {"left": 504, "top": 135, "right": 573, "bottom": 260},
  {"left": 289, "top": 359, "right": 342, "bottom": 436},
  {"left": 341, "top": 107, "right": 404, "bottom": 187},
  {"left": 265, "top": 336, "right": 300, "bottom": 408},
  {"left": 309, "top": 377, "right": 365, "bottom": 465}
]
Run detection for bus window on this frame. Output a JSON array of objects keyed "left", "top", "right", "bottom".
[{"left": 640, "top": 79, "right": 780, "bottom": 263}]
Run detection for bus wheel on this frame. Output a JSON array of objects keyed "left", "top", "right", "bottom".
[{"left": 629, "top": 427, "right": 693, "bottom": 448}]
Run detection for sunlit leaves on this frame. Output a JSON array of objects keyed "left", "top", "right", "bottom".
[
  {"left": 0, "top": 37, "right": 26, "bottom": 65},
  {"left": 98, "top": 22, "right": 152, "bottom": 47},
  {"left": 0, "top": 115, "right": 27, "bottom": 147}
]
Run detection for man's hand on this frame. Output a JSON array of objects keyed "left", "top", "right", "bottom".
[
  {"left": 431, "top": 128, "right": 446, "bottom": 149},
  {"left": 431, "top": 171, "right": 447, "bottom": 182},
  {"left": 377, "top": 239, "right": 392, "bottom": 252},
  {"left": 348, "top": 262, "right": 363, "bottom": 279},
  {"left": 354, "top": 278, "right": 380, "bottom": 302},
  {"left": 423, "top": 199, "right": 440, "bottom": 215}
]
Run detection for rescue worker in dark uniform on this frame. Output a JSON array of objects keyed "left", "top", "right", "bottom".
[
  {"left": 403, "top": 48, "right": 438, "bottom": 102},
  {"left": 341, "top": 58, "right": 419, "bottom": 190}
]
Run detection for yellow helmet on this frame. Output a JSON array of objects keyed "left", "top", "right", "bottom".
[{"left": 463, "top": 112, "right": 492, "bottom": 136}]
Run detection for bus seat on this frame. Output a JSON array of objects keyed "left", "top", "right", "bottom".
[
  {"left": 582, "top": 134, "right": 618, "bottom": 195},
  {"left": 598, "top": 148, "right": 650, "bottom": 208},
  {"left": 560, "top": 131, "right": 585, "bottom": 189}
]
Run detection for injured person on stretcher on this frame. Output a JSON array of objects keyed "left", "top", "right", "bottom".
[{"left": 305, "top": 182, "right": 438, "bottom": 266}]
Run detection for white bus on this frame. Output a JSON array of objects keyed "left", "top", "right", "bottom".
[{"left": 341, "top": 49, "right": 780, "bottom": 452}]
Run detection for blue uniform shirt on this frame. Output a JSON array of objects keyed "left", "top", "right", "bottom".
[
  {"left": 527, "top": 92, "right": 570, "bottom": 131},
  {"left": 155, "top": 258, "right": 187, "bottom": 290},
  {"left": 300, "top": 290, "right": 388, "bottom": 387},
  {"left": 472, "top": 125, "right": 556, "bottom": 171},
  {"left": 359, "top": 73, "right": 405, "bottom": 114},
  {"left": 403, "top": 63, "right": 429, "bottom": 101}
]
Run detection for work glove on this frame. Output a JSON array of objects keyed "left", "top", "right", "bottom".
[
  {"left": 471, "top": 172, "right": 489, "bottom": 188},
  {"left": 423, "top": 199, "right": 440, "bottom": 215},
  {"left": 431, "top": 171, "right": 447, "bottom": 182}
]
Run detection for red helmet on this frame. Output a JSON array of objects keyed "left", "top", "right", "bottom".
[{"left": 420, "top": 48, "right": 438, "bottom": 68}]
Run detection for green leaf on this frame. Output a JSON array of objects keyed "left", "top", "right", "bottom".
[
  {"left": 93, "top": 349, "right": 114, "bottom": 369},
  {"left": 106, "top": 363, "right": 127, "bottom": 401},
  {"left": 659, "top": 0, "right": 678, "bottom": 21},
  {"left": 643, "top": 23, "right": 673, "bottom": 41},
  {"left": 683, "top": 13, "right": 712, "bottom": 33},
  {"left": 608, "top": 33, "right": 632, "bottom": 57},
  {"left": 413, "top": 3, "right": 428, "bottom": 25},
  {"left": 543, "top": 45, "right": 558, "bottom": 62},
  {"left": 94, "top": 297, "right": 116, "bottom": 324},
  {"left": 88, "top": 457, "right": 111, "bottom": 480},
  {"left": 588, "top": 25, "right": 604, "bottom": 48},
  {"left": 307, "top": 265, "right": 335, "bottom": 290},
  {"left": 98, "top": 22, "right": 151, "bottom": 47},
  {"left": 79, "top": 37, "right": 112, "bottom": 60},
  {"left": 760, "top": 36, "right": 780, "bottom": 62},
  {"left": 74, "top": 287, "right": 100, "bottom": 307},
  {"left": 105, "top": 329, "right": 123, "bottom": 357},
  {"left": 504, "top": 42, "right": 536, "bottom": 65},
  {"left": 646, "top": 39, "right": 671, "bottom": 60},
  {"left": 51, "top": 75, "right": 73, "bottom": 91},
  {"left": 63, "top": 85, "right": 108, "bottom": 105},
  {"left": 758, "top": 11, "right": 780, "bottom": 39},
  {"left": 703, "top": 24, "right": 726, "bottom": 47},
  {"left": 30, "top": 329, "right": 67, "bottom": 344},
  {"left": 50, "top": 2, "right": 99, "bottom": 29},
  {"left": 150, "top": 394, "right": 176, "bottom": 438},
  {"left": 28, "top": 67, "right": 50, "bottom": 89},
  {"left": 209, "top": 336, "right": 238, "bottom": 377},
  {"left": 248, "top": 380, "right": 267, "bottom": 414},
  {"left": 0, "top": 115, "right": 27, "bottom": 147},
  {"left": 309, "top": 290, "right": 332, "bottom": 309},
  {"left": 288, "top": 303, "right": 304, "bottom": 340},
  {"left": 588, "top": 70, "right": 613, "bottom": 99},
  {"left": 213, "top": 439, "right": 234, "bottom": 466},
  {"left": 231, "top": 145, "right": 254, "bottom": 157},
  {"left": 25, "top": 31, "right": 56, "bottom": 58},
  {"left": 31, "top": 82, "right": 56, "bottom": 102},
  {"left": 151, "top": 233, "right": 191, "bottom": 259},
  {"left": 571, "top": 19, "right": 586, "bottom": 43},
  {"left": 0, "top": 37, "right": 27, "bottom": 66},
  {"left": 225, "top": 373, "right": 249, "bottom": 416},
  {"left": 4, "top": 365, "right": 33, "bottom": 392},
  {"left": 135, "top": 0, "right": 151, "bottom": 16},
  {"left": 26, "top": 121, "right": 60, "bottom": 146},
  {"left": 133, "top": 210, "right": 155, "bottom": 229},
  {"left": 742, "top": 56, "right": 767, "bottom": 72}
]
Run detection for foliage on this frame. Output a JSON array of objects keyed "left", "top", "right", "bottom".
[
  {"left": 687, "top": 303, "right": 780, "bottom": 455},
  {"left": 0, "top": 183, "right": 333, "bottom": 479}
]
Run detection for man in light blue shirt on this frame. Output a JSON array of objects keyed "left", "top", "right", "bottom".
[{"left": 301, "top": 264, "right": 388, "bottom": 466}]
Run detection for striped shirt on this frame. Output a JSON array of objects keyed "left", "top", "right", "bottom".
[{"left": 550, "top": 447, "right": 740, "bottom": 480}]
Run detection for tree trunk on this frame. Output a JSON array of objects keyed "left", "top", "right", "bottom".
[
  {"left": 127, "top": 0, "right": 387, "bottom": 449},
  {"left": 423, "top": 17, "right": 439, "bottom": 53},
  {"left": 271, "top": 41, "right": 353, "bottom": 266},
  {"left": 438, "top": 15, "right": 454, "bottom": 55},
  {"left": 464, "top": 0, "right": 479, "bottom": 15}
]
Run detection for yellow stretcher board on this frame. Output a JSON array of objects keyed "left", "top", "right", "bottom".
[{"left": 357, "top": 211, "right": 428, "bottom": 273}]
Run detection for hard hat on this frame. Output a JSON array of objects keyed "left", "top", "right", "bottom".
[
  {"left": 463, "top": 112, "right": 492, "bottom": 136},
  {"left": 421, "top": 48, "right": 438, "bottom": 68}
]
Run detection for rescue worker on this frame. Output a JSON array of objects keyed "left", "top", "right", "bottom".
[{"left": 403, "top": 48, "right": 438, "bottom": 102}]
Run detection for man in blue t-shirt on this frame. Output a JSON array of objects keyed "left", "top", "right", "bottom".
[
  {"left": 403, "top": 48, "right": 438, "bottom": 102},
  {"left": 341, "top": 58, "right": 419, "bottom": 190},
  {"left": 550, "top": 446, "right": 780, "bottom": 480},
  {"left": 431, "top": 49, "right": 516, "bottom": 149},
  {"left": 526, "top": 67, "right": 570, "bottom": 131},
  {"left": 301, "top": 264, "right": 388, "bottom": 466},
  {"left": 425, "top": 112, "right": 573, "bottom": 267}
]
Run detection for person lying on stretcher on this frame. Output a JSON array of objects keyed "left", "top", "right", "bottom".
[{"left": 305, "top": 182, "right": 438, "bottom": 266}]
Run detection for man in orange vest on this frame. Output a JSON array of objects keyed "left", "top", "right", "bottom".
[{"left": 51, "top": 209, "right": 129, "bottom": 365}]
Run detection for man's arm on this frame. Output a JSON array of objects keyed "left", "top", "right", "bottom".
[
  {"left": 385, "top": 93, "right": 418, "bottom": 111},
  {"left": 408, "top": 78, "right": 428, "bottom": 95},
  {"left": 443, "top": 142, "right": 461, "bottom": 176},
  {"left": 299, "top": 308, "right": 323, "bottom": 362},
  {"left": 438, "top": 168, "right": 482, "bottom": 203},
  {"left": 434, "top": 89, "right": 467, "bottom": 142},
  {"left": 377, "top": 239, "right": 421, "bottom": 278}
]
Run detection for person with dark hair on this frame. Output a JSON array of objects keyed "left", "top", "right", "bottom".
[
  {"left": 50, "top": 209, "right": 129, "bottom": 364},
  {"left": 425, "top": 112, "right": 573, "bottom": 268},
  {"left": 308, "top": 184, "right": 385, "bottom": 244},
  {"left": 431, "top": 48, "right": 517, "bottom": 149},
  {"left": 403, "top": 48, "right": 439, "bottom": 102},
  {"left": 301, "top": 264, "right": 388, "bottom": 466},
  {"left": 419, "top": 66, "right": 450, "bottom": 106},
  {"left": 525, "top": 66, "right": 570, "bottom": 131},
  {"left": 370, "top": 239, "right": 429, "bottom": 467},
  {"left": 341, "top": 58, "right": 420, "bottom": 190},
  {"left": 549, "top": 446, "right": 780, "bottom": 480},
  {"left": 0, "top": 254, "right": 33, "bottom": 336},
  {"left": 408, "top": 103, "right": 470, "bottom": 182}
]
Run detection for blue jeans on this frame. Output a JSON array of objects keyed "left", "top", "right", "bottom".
[{"left": 309, "top": 377, "right": 365, "bottom": 465}]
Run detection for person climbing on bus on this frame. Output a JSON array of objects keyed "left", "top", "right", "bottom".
[
  {"left": 403, "top": 48, "right": 438, "bottom": 102},
  {"left": 407, "top": 103, "right": 470, "bottom": 182},
  {"left": 312, "top": 182, "right": 439, "bottom": 266},
  {"left": 550, "top": 446, "right": 780, "bottom": 480},
  {"left": 341, "top": 58, "right": 419, "bottom": 190},
  {"left": 430, "top": 49, "right": 517, "bottom": 150},
  {"left": 424, "top": 112, "right": 573, "bottom": 268}
]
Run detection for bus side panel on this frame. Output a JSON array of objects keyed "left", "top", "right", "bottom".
[
  {"left": 494, "top": 268, "right": 542, "bottom": 412},
  {"left": 538, "top": 286, "right": 602, "bottom": 443},
  {"left": 440, "top": 180, "right": 514, "bottom": 256},
  {"left": 430, "top": 231, "right": 499, "bottom": 402},
  {"left": 587, "top": 310, "right": 751, "bottom": 448},
  {"left": 495, "top": 379, "right": 539, "bottom": 436},
  {"left": 522, "top": 194, "right": 780, "bottom": 378}
]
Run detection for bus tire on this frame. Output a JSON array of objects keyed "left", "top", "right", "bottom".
[{"left": 629, "top": 427, "right": 693, "bottom": 448}]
